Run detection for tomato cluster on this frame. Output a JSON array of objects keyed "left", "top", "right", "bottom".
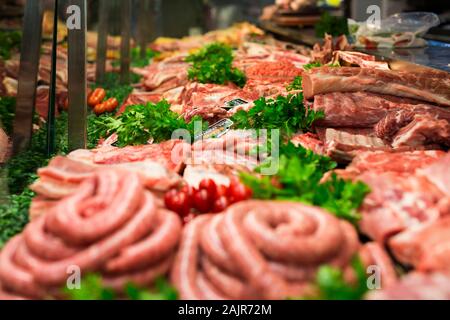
[
  {"left": 88, "top": 88, "right": 119, "bottom": 115},
  {"left": 164, "top": 178, "right": 252, "bottom": 223}
]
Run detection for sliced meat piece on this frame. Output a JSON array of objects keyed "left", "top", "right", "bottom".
[
  {"left": 358, "top": 171, "right": 444, "bottom": 243},
  {"left": 290, "top": 132, "right": 325, "bottom": 155},
  {"left": 359, "top": 242, "right": 397, "bottom": 289},
  {"left": 181, "top": 82, "right": 258, "bottom": 123},
  {"left": 417, "top": 153, "right": 450, "bottom": 196},
  {"left": 321, "top": 128, "right": 388, "bottom": 163},
  {"left": 331, "top": 51, "right": 389, "bottom": 70},
  {"left": 312, "top": 92, "right": 439, "bottom": 128},
  {"left": 0, "top": 128, "right": 11, "bottom": 164},
  {"left": 142, "top": 54, "right": 189, "bottom": 92},
  {"left": 391, "top": 115, "right": 450, "bottom": 149},
  {"left": 303, "top": 67, "right": 450, "bottom": 106},
  {"left": 117, "top": 92, "right": 163, "bottom": 115},
  {"left": 346, "top": 150, "right": 445, "bottom": 175},
  {"left": 367, "top": 272, "right": 450, "bottom": 300},
  {"left": 69, "top": 140, "right": 191, "bottom": 174},
  {"left": 389, "top": 217, "right": 450, "bottom": 272}
]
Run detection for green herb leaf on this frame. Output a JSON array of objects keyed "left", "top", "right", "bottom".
[
  {"left": 65, "top": 274, "right": 178, "bottom": 300},
  {"left": 93, "top": 100, "right": 207, "bottom": 147},
  {"left": 231, "top": 93, "right": 324, "bottom": 138},
  {"left": 315, "top": 12, "right": 349, "bottom": 37},
  {"left": 240, "top": 142, "right": 370, "bottom": 223},
  {"left": 0, "top": 31, "right": 21, "bottom": 60},
  {"left": 314, "top": 256, "right": 369, "bottom": 300},
  {"left": 286, "top": 76, "right": 303, "bottom": 91},
  {"left": 186, "top": 43, "right": 246, "bottom": 87}
]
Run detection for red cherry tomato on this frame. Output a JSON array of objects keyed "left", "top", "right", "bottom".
[
  {"left": 228, "top": 179, "right": 252, "bottom": 204},
  {"left": 180, "top": 185, "right": 195, "bottom": 198},
  {"left": 212, "top": 196, "right": 229, "bottom": 213},
  {"left": 198, "top": 179, "right": 217, "bottom": 198},
  {"left": 193, "top": 189, "right": 211, "bottom": 213},
  {"left": 164, "top": 189, "right": 190, "bottom": 217},
  {"left": 215, "top": 184, "right": 229, "bottom": 200}
]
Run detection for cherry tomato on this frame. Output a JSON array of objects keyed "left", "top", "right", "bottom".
[
  {"left": 212, "top": 196, "right": 229, "bottom": 213},
  {"left": 103, "top": 97, "right": 119, "bottom": 112},
  {"left": 193, "top": 189, "right": 211, "bottom": 213},
  {"left": 94, "top": 102, "right": 107, "bottom": 115},
  {"left": 164, "top": 189, "right": 190, "bottom": 217},
  {"left": 180, "top": 185, "right": 195, "bottom": 198},
  {"left": 215, "top": 184, "right": 229, "bottom": 200},
  {"left": 88, "top": 88, "right": 106, "bottom": 107},
  {"left": 228, "top": 179, "right": 252, "bottom": 203},
  {"left": 198, "top": 179, "right": 217, "bottom": 199}
]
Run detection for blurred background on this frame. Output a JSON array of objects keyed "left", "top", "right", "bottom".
[{"left": 1, "top": 0, "right": 449, "bottom": 40}]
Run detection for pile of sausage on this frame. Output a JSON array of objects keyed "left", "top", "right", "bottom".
[
  {"left": 0, "top": 169, "right": 182, "bottom": 299},
  {"left": 171, "top": 201, "right": 360, "bottom": 300}
]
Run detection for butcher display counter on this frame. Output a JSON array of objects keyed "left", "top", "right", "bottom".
[{"left": 0, "top": 0, "right": 450, "bottom": 302}]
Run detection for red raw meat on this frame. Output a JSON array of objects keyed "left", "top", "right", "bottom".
[
  {"left": 117, "top": 92, "right": 163, "bottom": 115},
  {"left": 290, "top": 132, "right": 325, "bottom": 155},
  {"left": 141, "top": 54, "right": 189, "bottom": 92},
  {"left": 389, "top": 217, "right": 450, "bottom": 272},
  {"left": 367, "top": 272, "right": 450, "bottom": 300},
  {"left": 303, "top": 67, "right": 450, "bottom": 106},
  {"left": 181, "top": 83, "right": 258, "bottom": 122},
  {"left": 312, "top": 92, "right": 448, "bottom": 128},
  {"left": 346, "top": 150, "right": 445, "bottom": 175},
  {"left": 331, "top": 51, "right": 389, "bottom": 70},
  {"left": 358, "top": 171, "right": 444, "bottom": 243},
  {"left": 69, "top": 140, "right": 191, "bottom": 174},
  {"left": 390, "top": 114, "right": 450, "bottom": 149},
  {"left": 359, "top": 242, "right": 398, "bottom": 289}
]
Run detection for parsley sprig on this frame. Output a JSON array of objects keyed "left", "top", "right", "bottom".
[
  {"left": 231, "top": 92, "right": 324, "bottom": 138},
  {"left": 92, "top": 100, "right": 206, "bottom": 147},
  {"left": 314, "top": 257, "right": 369, "bottom": 300},
  {"left": 186, "top": 43, "right": 246, "bottom": 87},
  {"left": 286, "top": 76, "right": 303, "bottom": 91},
  {"left": 65, "top": 274, "right": 178, "bottom": 300},
  {"left": 240, "top": 142, "right": 370, "bottom": 223},
  {"left": 0, "top": 31, "right": 21, "bottom": 60}
]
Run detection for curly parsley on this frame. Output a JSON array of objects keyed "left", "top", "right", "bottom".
[
  {"left": 186, "top": 43, "right": 246, "bottom": 87},
  {"left": 240, "top": 142, "right": 370, "bottom": 223},
  {"left": 231, "top": 92, "right": 324, "bottom": 138}
]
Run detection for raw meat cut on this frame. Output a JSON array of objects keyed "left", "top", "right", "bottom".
[
  {"left": 345, "top": 150, "right": 445, "bottom": 175},
  {"left": 389, "top": 217, "right": 450, "bottom": 272},
  {"left": 290, "top": 132, "right": 325, "bottom": 155},
  {"left": 367, "top": 272, "right": 450, "bottom": 300},
  {"left": 359, "top": 242, "right": 397, "bottom": 289},
  {"left": 390, "top": 114, "right": 450, "bottom": 149},
  {"left": 30, "top": 155, "right": 182, "bottom": 201},
  {"left": 321, "top": 128, "right": 388, "bottom": 162},
  {"left": 141, "top": 54, "right": 189, "bottom": 92},
  {"left": 311, "top": 34, "right": 352, "bottom": 64},
  {"left": 69, "top": 140, "right": 191, "bottom": 173},
  {"left": 416, "top": 153, "right": 450, "bottom": 196},
  {"left": 181, "top": 83, "right": 258, "bottom": 122},
  {"left": 358, "top": 171, "right": 444, "bottom": 243},
  {"left": 312, "top": 92, "right": 450, "bottom": 128},
  {"left": 303, "top": 67, "right": 450, "bottom": 106},
  {"left": 0, "top": 128, "right": 10, "bottom": 164},
  {"left": 117, "top": 91, "right": 163, "bottom": 115},
  {"left": 331, "top": 51, "right": 389, "bottom": 70}
]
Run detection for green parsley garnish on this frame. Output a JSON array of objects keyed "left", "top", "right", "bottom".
[{"left": 186, "top": 43, "right": 246, "bottom": 87}]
